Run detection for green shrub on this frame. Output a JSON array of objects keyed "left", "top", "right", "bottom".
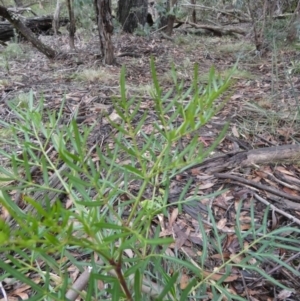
[{"left": 0, "top": 59, "right": 269, "bottom": 300}]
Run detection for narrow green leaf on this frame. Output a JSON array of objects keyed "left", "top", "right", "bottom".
[
  {"left": 41, "top": 156, "right": 49, "bottom": 186},
  {"left": 145, "top": 237, "right": 174, "bottom": 245},
  {"left": 112, "top": 280, "right": 122, "bottom": 301},
  {"left": 0, "top": 260, "right": 45, "bottom": 294},
  {"left": 71, "top": 119, "right": 84, "bottom": 156},
  {"left": 156, "top": 271, "right": 178, "bottom": 301},
  {"left": 134, "top": 269, "right": 141, "bottom": 300},
  {"left": 122, "top": 165, "right": 143, "bottom": 178},
  {"left": 93, "top": 222, "right": 125, "bottom": 230}
]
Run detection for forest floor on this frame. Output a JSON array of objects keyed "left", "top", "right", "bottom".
[{"left": 1, "top": 23, "right": 300, "bottom": 300}]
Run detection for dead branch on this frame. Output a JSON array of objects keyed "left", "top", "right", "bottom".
[
  {"left": 181, "top": 4, "right": 251, "bottom": 22},
  {"left": 189, "top": 145, "right": 300, "bottom": 175},
  {"left": 215, "top": 173, "right": 300, "bottom": 202},
  {"left": 176, "top": 19, "right": 247, "bottom": 35},
  {"left": 254, "top": 193, "right": 300, "bottom": 225}
]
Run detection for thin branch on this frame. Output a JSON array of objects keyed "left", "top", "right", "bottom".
[
  {"left": 253, "top": 193, "right": 300, "bottom": 226},
  {"left": 65, "top": 267, "right": 92, "bottom": 301},
  {"left": 215, "top": 173, "right": 300, "bottom": 202}
]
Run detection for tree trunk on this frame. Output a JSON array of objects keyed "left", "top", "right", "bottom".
[
  {"left": 158, "top": 0, "right": 169, "bottom": 29},
  {"left": 14, "top": 0, "right": 23, "bottom": 7},
  {"left": 191, "top": 0, "right": 196, "bottom": 23},
  {"left": 94, "top": 0, "right": 114, "bottom": 65},
  {"left": 287, "top": 0, "right": 300, "bottom": 43},
  {"left": 117, "top": 0, "right": 147, "bottom": 33},
  {"left": 0, "top": 5, "right": 56, "bottom": 58},
  {"left": 66, "top": 0, "right": 76, "bottom": 49},
  {"left": 52, "top": 0, "right": 61, "bottom": 35},
  {"left": 165, "top": 0, "right": 177, "bottom": 36}
]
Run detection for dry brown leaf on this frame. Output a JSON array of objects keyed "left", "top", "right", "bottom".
[
  {"left": 103, "top": 110, "right": 121, "bottom": 124},
  {"left": 211, "top": 253, "right": 231, "bottom": 259},
  {"left": 12, "top": 285, "right": 30, "bottom": 295},
  {"left": 190, "top": 168, "right": 201, "bottom": 175},
  {"left": 255, "top": 170, "right": 267, "bottom": 178},
  {"left": 214, "top": 193, "right": 230, "bottom": 208},
  {"left": 68, "top": 265, "right": 80, "bottom": 282},
  {"left": 282, "top": 187, "right": 299, "bottom": 197},
  {"left": 249, "top": 296, "right": 260, "bottom": 301},
  {"left": 262, "top": 177, "right": 277, "bottom": 187},
  {"left": 0, "top": 206, "right": 10, "bottom": 220},
  {"left": 271, "top": 209, "right": 278, "bottom": 230},
  {"left": 197, "top": 182, "right": 215, "bottom": 190},
  {"left": 174, "top": 226, "right": 189, "bottom": 249},
  {"left": 275, "top": 166, "right": 294, "bottom": 176},
  {"left": 93, "top": 103, "right": 111, "bottom": 112},
  {"left": 169, "top": 208, "right": 178, "bottom": 229},
  {"left": 230, "top": 253, "right": 244, "bottom": 264},
  {"left": 14, "top": 292, "right": 28, "bottom": 300},
  {"left": 198, "top": 136, "right": 210, "bottom": 146},
  {"left": 180, "top": 274, "right": 190, "bottom": 289},
  {"left": 143, "top": 124, "right": 155, "bottom": 135},
  {"left": 157, "top": 213, "right": 166, "bottom": 232},
  {"left": 97, "top": 279, "right": 105, "bottom": 291},
  {"left": 250, "top": 176, "right": 261, "bottom": 183},
  {"left": 234, "top": 200, "right": 240, "bottom": 212},
  {"left": 159, "top": 229, "right": 173, "bottom": 237},
  {"left": 202, "top": 270, "right": 239, "bottom": 282},
  {"left": 223, "top": 234, "right": 239, "bottom": 251},
  {"left": 239, "top": 216, "right": 253, "bottom": 223},
  {"left": 248, "top": 258, "right": 257, "bottom": 265},
  {"left": 231, "top": 124, "right": 239, "bottom": 137},
  {"left": 164, "top": 248, "right": 175, "bottom": 257},
  {"left": 278, "top": 289, "right": 293, "bottom": 300},
  {"left": 217, "top": 218, "right": 227, "bottom": 230},
  {"left": 240, "top": 224, "right": 252, "bottom": 230},
  {"left": 230, "top": 93, "right": 243, "bottom": 100},
  {"left": 181, "top": 246, "right": 199, "bottom": 258}
]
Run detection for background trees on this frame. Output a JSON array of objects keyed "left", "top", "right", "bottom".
[
  {"left": 94, "top": 0, "right": 114, "bottom": 64},
  {"left": 117, "top": 0, "right": 148, "bottom": 33},
  {"left": 1, "top": 0, "right": 300, "bottom": 62}
]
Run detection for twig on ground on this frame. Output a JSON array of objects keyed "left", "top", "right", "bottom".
[
  {"left": 253, "top": 193, "right": 300, "bottom": 226},
  {"left": 0, "top": 281, "right": 8, "bottom": 301},
  {"left": 265, "top": 171, "right": 300, "bottom": 192},
  {"left": 65, "top": 267, "right": 92, "bottom": 301},
  {"left": 250, "top": 251, "right": 300, "bottom": 288},
  {"left": 214, "top": 173, "right": 300, "bottom": 202},
  {"left": 66, "top": 259, "right": 167, "bottom": 300}
]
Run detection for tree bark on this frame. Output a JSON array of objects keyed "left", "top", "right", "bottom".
[
  {"left": 94, "top": 0, "right": 114, "bottom": 65},
  {"left": 52, "top": 0, "right": 62, "bottom": 35},
  {"left": 287, "top": 0, "right": 300, "bottom": 42},
  {"left": 158, "top": 0, "right": 169, "bottom": 30},
  {"left": 0, "top": 6, "right": 56, "bottom": 58},
  {"left": 66, "top": 0, "right": 76, "bottom": 49},
  {"left": 165, "top": 0, "right": 177, "bottom": 36},
  {"left": 117, "top": 0, "right": 147, "bottom": 33},
  {"left": 14, "top": 0, "right": 23, "bottom": 7},
  {"left": 191, "top": 0, "right": 196, "bottom": 23}
]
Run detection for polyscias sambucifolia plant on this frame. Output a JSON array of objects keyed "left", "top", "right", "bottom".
[{"left": 1, "top": 59, "right": 298, "bottom": 301}]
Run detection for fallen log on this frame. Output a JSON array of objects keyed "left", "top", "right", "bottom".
[
  {"left": 175, "top": 19, "right": 247, "bottom": 36},
  {"left": 0, "top": 15, "right": 68, "bottom": 42},
  {"left": 187, "top": 144, "right": 300, "bottom": 174}
]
